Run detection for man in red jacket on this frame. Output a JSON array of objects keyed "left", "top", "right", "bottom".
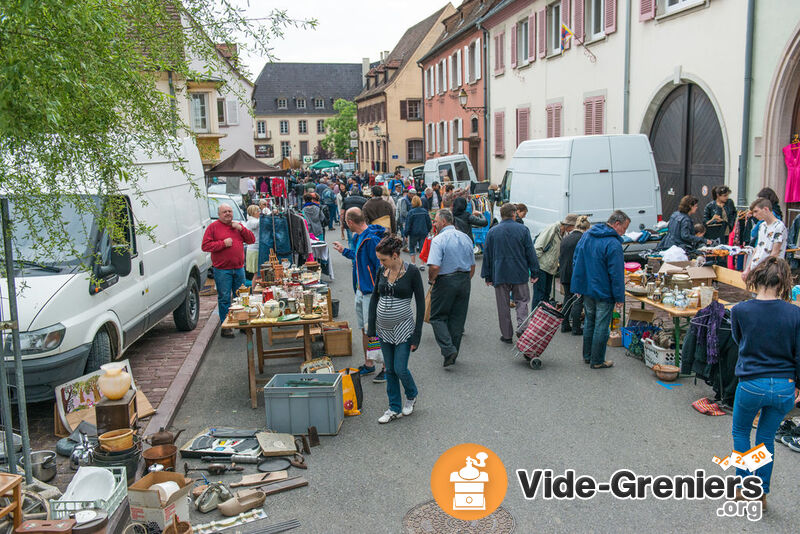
[{"left": 202, "top": 204, "right": 255, "bottom": 337}]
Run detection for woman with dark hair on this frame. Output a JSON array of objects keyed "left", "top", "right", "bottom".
[
  {"left": 367, "top": 236, "right": 425, "bottom": 424},
  {"left": 730, "top": 257, "right": 800, "bottom": 507},
  {"left": 660, "top": 195, "right": 710, "bottom": 253},
  {"left": 703, "top": 185, "right": 737, "bottom": 242}
]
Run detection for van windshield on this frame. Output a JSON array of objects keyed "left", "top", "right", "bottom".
[{"left": 3, "top": 196, "right": 100, "bottom": 272}]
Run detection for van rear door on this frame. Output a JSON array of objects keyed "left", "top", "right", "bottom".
[
  {"left": 609, "top": 135, "right": 659, "bottom": 232},
  {"left": 569, "top": 137, "right": 613, "bottom": 224}
]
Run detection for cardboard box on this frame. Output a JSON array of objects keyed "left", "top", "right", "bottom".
[
  {"left": 128, "top": 472, "right": 192, "bottom": 532},
  {"left": 658, "top": 262, "right": 716, "bottom": 286},
  {"left": 607, "top": 330, "right": 622, "bottom": 347},
  {"left": 627, "top": 309, "right": 656, "bottom": 326}
]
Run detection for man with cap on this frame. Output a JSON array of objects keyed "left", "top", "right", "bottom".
[{"left": 532, "top": 214, "right": 577, "bottom": 309}]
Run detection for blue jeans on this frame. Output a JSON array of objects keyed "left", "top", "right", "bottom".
[
  {"left": 731, "top": 378, "right": 795, "bottom": 494},
  {"left": 326, "top": 203, "right": 337, "bottom": 229},
  {"left": 582, "top": 296, "right": 615, "bottom": 365},
  {"left": 532, "top": 272, "right": 554, "bottom": 309},
  {"left": 380, "top": 340, "right": 418, "bottom": 413},
  {"left": 346, "top": 227, "right": 356, "bottom": 249},
  {"left": 215, "top": 267, "right": 245, "bottom": 321}
]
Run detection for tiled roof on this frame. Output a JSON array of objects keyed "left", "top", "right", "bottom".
[
  {"left": 253, "top": 63, "right": 363, "bottom": 115},
  {"left": 356, "top": 5, "right": 450, "bottom": 101},
  {"left": 419, "top": 0, "right": 505, "bottom": 63}
]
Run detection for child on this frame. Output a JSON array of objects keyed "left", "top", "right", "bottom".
[{"left": 694, "top": 223, "right": 706, "bottom": 238}]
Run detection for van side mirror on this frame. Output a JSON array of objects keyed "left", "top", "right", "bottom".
[{"left": 110, "top": 245, "right": 132, "bottom": 277}]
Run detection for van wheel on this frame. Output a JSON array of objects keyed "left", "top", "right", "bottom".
[
  {"left": 174, "top": 277, "right": 199, "bottom": 331},
  {"left": 85, "top": 330, "right": 112, "bottom": 373}
]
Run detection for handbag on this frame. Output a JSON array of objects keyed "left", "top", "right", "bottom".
[
  {"left": 366, "top": 336, "right": 384, "bottom": 363},
  {"left": 419, "top": 236, "right": 432, "bottom": 263}
]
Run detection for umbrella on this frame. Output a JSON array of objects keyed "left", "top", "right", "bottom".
[
  {"left": 207, "top": 149, "right": 287, "bottom": 176},
  {"left": 308, "top": 159, "right": 339, "bottom": 170}
]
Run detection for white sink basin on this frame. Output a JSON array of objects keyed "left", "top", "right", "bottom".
[{"left": 60, "top": 467, "right": 116, "bottom": 503}]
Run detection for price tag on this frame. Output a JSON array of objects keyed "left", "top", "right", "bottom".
[
  {"left": 718, "top": 456, "right": 731, "bottom": 471},
  {"left": 730, "top": 451, "right": 749, "bottom": 470},
  {"left": 743, "top": 443, "right": 773, "bottom": 472}
]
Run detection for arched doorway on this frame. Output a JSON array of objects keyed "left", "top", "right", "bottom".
[{"left": 649, "top": 84, "right": 725, "bottom": 222}]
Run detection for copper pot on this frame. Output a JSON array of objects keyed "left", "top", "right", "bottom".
[{"left": 142, "top": 444, "right": 178, "bottom": 470}]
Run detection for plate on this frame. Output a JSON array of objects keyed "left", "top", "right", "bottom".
[
  {"left": 300, "top": 313, "right": 322, "bottom": 320},
  {"left": 277, "top": 314, "right": 300, "bottom": 322}
]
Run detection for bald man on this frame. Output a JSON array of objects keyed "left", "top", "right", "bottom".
[{"left": 202, "top": 203, "right": 255, "bottom": 337}]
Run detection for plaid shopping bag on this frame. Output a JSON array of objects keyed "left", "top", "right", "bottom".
[{"left": 516, "top": 303, "right": 563, "bottom": 358}]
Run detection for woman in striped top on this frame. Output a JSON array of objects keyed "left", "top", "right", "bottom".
[{"left": 368, "top": 236, "right": 425, "bottom": 424}]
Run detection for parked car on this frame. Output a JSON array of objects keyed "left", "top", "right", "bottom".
[
  {"left": 497, "top": 134, "right": 662, "bottom": 240},
  {"left": 208, "top": 193, "right": 245, "bottom": 222},
  {"left": 423, "top": 155, "right": 477, "bottom": 191},
  {"left": 2, "top": 138, "right": 211, "bottom": 402}
]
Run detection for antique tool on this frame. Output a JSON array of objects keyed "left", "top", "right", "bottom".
[
  {"left": 257, "top": 457, "right": 291, "bottom": 473},
  {"left": 293, "top": 436, "right": 310, "bottom": 454},
  {"left": 201, "top": 454, "right": 261, "bottom": 464},
  {"left": 190, "top": 435, "right": 215, "bottom": 450},
  {"left": 209, "top": 428, "right": 258, "bottom": 439},
  {"left": 289, "top": 454, "right": 307, "bottom": 470},
  {"left": 184, "top": 462, "right": 243, "bottom": 476},
  {"left": 144, "top": 427, "right": 185, "bottom": 446},
  {"left": 307, "top": 426, "right": 320, "bottom": 447},
  {"left": 230, "top": 470, "right": 288, "bottom": 488},
  {"left": 249, "top": 476, "right": 308, "bottom": 495}
]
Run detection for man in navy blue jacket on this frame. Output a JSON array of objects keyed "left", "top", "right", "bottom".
[
  {"left": 482, "top": 203, "right": 540, "bottom": 343},
  {"left": 571, "top": 210, "right": 630, "bottom": 369}
]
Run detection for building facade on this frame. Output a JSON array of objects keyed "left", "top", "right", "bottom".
[
  {"left": 484, "top": 0, "right": 751, "bottom": 220},
  {"left": 356, "top": 4, "right": 455, "bottom": 174},
  {"left": 252, "top": 63, "right": 363, "bottom": 166},
  {"left": 419, "top": 0, "right": 503, "bottom": 182}
]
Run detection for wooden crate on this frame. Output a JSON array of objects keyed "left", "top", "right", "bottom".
[{"left": 323, "top": 322, "right": 352, "bottom": 357}]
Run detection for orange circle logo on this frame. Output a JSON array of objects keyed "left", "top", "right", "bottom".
[{"left": 430, "top": 443, "right": 508, "bottom": 520}]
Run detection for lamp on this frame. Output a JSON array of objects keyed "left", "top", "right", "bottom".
[
  {"left": 458, "top": 88, "right": 485, "bottom": 113},
  {"left": 372, "top": 125, "right": 388, "bottom": 139}
]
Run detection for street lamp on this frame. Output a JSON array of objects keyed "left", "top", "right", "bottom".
[
  {"left": 372, "top": 125, "right": 388, "bottom": 139},
  {"left": 458, "top": 88, "right": 485, "bottom": 113}
]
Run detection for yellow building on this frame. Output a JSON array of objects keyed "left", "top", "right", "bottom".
[{"left": 356, "top": 4, "right": 455, "bottom": 175}]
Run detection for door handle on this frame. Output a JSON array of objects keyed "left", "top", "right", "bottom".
[
  {"left": 638, "top": 209, "right": 646, "bottom": 214},
  {"left": 139, "top": 261, "right": 144, "bottom": 276}
]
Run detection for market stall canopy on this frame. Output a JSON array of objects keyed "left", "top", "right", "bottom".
[
  {"left": 308, "top": 159, "right": 339, "bottom": 170},
  {"left": 207, "top": 149, "right": 286, "bottom": 176}
]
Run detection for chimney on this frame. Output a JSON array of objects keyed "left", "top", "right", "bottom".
[{"left": 362, "top": 57, "right": 370, "bottom": 85}]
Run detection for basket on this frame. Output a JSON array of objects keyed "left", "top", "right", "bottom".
[
  {"left": 323, "top": 322, "right": 352, "bottom": 357},
  {"left": 50, "top": 466, "right": 127, "bottom": 519},
  {"left": 642, "top": 338, "right": 676, "bottom": 369}
]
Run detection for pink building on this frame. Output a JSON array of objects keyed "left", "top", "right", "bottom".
[{"left": 419, "top": 0, "right": 504, "bottom": 182}]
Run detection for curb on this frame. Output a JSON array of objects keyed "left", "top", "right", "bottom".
[{"left": 144, "top": 310, "right": 220, "bottom": 435}]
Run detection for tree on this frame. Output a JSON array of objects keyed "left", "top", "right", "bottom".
[
  {"left": 322, "top": 99, "right": 356, "bottom": 159},
  {"left": 0, "top": 0, "right": 315, "bottom": 269},
  {"left": 313, "top": 143, "right": 334, "bottom": 161}
]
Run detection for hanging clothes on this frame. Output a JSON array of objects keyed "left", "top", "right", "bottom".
[
  {"left": 783, "top": 143, "right": 800, "bottom": 202},
  {"left": 271, "top": 177, "right": 286, "bottom": 198},
  {"left": 258, "top": 213, "right": 292, "bottom": 265},
  {"left": 681, "top": 310, "right": 738, "bottom": 407}
]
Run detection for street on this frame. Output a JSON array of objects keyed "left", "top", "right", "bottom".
[{"left": 174, "top": 248, "right": 800, "bottom": 533}]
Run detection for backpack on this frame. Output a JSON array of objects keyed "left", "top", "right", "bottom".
[{"left": 321, "top": 204, "right": 330, "bottom": 226}]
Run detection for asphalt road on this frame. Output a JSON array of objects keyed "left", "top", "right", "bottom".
[{"left": 174, "top": 240, "right": 800, "bottom": 533}]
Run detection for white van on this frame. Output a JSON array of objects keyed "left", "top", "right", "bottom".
[
  {"left": 3, "top": 138, "right": 211, "bottom": 402},
  {"left": 423, "top": 155, "right": 478, "bottom": 191},
  {"left": 497, "top": 134, "right": 662, "bottom": 238}
]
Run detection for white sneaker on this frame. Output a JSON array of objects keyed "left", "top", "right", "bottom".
[
  {"left": 402, "top": 397, "right": 416, "bottom": 416},
  {"left": 378, "top": 409, "right": 402, "bottom": 424},
  {"left": 419, "top": 265, "right": 426, "bottom": 271}
]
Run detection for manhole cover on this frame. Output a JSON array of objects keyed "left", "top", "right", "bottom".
[{"left": 403, "top": 500, "right": 515, "bottom": 533}]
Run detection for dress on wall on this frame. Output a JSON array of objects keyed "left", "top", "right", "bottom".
[{"left": 783, "top": 143, "right": 800, "bottom": 202}]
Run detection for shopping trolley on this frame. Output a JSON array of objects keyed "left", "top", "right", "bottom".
[{"left": 514, "top": 295, "right": 579, "bottom": 369}]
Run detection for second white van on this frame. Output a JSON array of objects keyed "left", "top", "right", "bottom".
[{"left": 422, "top": 155, "right": 478, "bottom": 191}]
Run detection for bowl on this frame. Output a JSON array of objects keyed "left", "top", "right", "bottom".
[
  {"left": 98, "top": 428, "right": 135, "bottom": 452},
  {"left": 18, "top": 450, "right": 57, "bottom": 482},
  {"left": 652, "top": 364, "right": 680, "bottom": 381},
  {"left": 142, "top": 444, "right": 178, "bottom": 470}
]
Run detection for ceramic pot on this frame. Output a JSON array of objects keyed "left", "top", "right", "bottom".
[
  {"left": 98, "top": 363, "right": 131, "bottom": 400},
  {"left": 263, "top": 299, "right": 286, "bottom": 318}
]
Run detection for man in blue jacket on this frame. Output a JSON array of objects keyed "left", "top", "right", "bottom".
[
  {"left": 571, "top": 210, "right": 630, "bottom": 369},
  {"left": 332, "top": 207, "right": 387, "bottom": 382},
  {"left": 482, "top": 203, "right": 540, "bottom": 343}
]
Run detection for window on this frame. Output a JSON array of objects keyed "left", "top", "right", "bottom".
[
  {"left": 400, "top": 99, "right": 421, "bottom": 121},
  {"left": 256, "top": 120, "right": 266, "bottom": 136},
  {"left": 450, "top": 51, "right": 460, "bottom": 89},
  {"left": 298, "top": 120, "right": 308, "bottom": 134},
  {"left": 516, "top": 19, "right": 530, "bottom": 65},
  {"left": 299, "top": 141, "right": 309, "bottom": 156},
  {"left": 454, "top": 160, "right": 470, "bottom": 182},
  {"left": 467, "top": 42, "right": 477, "bottom": 83},
  {"left": 516, "top": 108, "right": 529, "bottom": 147},
  {"left": 438, "top": 122, "right": 447, "bottom": 153},
  {"left": 494, "top": 111, "right": 505, "bottom": 156},
  {"left": 217, "top": 98, "right": 226, "bottom": 125},
  {"left": 437, "top": 60, "right": 445, "bottom": 94},
  {"left": 584, "top": 96, "right": 605, "bottom": 135},
  {"left": 407, "top": 140, "right": 423, "bottom": 162},
  {"left": 317, "top": 119, "right": 325, "bottom": 134},
  {"left": 190, "top": 93, "right": 208, "bottom": 132},
  {"left": 665, "top": 0, "right": 703, "bottom": 14},
  {"left": 494, "top": 32, "right": 505, "bottom": 74},
  {"left": 471, "top": 117, "right": 479, "bottom": 134},
  {"left": 546, "top": 103, "right": 563, "bottom": 137},
  {"left": 427, "top": 123, "right": 435, "bottom": 153},
  {"left": 453, "top": 118, "right": 463, "bottom": 154},
  {"left": 280, "top": 141, "right": 291, "bottom": 158},
  {"left": 297, "top": 98, "right": 306, "bottom": 109},
  {"left": 547, "top": 2, "right": 561, "bottom": 55},
  {"left": 438, "top": 164, "right": 453, "bottom": 182},
  {"left": 587, "top": 0, "right": 605, "bottom": 40},
  {"left": 277, "top": 98, "right": 288, "bottom": 109},
  {"left": 279, "top": 120, "right": 289, "bottom": 134},
  {"left": 314, "top": 98, "right": 324, "bottom": 109}
]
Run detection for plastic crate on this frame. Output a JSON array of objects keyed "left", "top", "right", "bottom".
[
  {"left": 264, "top": 373, "right": 343, "bottom": 435},
  {"left": 50, "top": 466, "right": 127, "bottom": 519},
  {"left": 471, "top": 213, "right": 491, "bottom": 246},
  {"left": 642, "top": 338, "right": 676, "bottom": 368}
]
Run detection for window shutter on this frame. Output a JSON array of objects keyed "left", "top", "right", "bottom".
[
  {"left": 448, "top": 55, "right": 454, "bottom": 89},
  {"left": 574, "top": 0, "right": 584, "bottom": 43},
  {"left": 516, "top": 108, "right": 529, "bottom": 147},
  {"left": 605, "top": 0, "right": 617, "bottom": 34},
  {"left": 435, "top": 123, "right": 440, "bottom": 153},
  {"left": 424, "top": 69, "right": 429, "bottom": 98},
  {"left": 450, "top": 120, "right": 456, "bottom": 154},
  {"left": 640, "top": 0, "right": 656, "bottom": 21},
  {"left": 434, "top": 64, "right": 439, "bottom": 94},
  {"left": 400, "top": 100, "right": 407, "bottom": 120},
  {"left": 457, "top": 119, "right": 464, "bottom": 154},
  {"left": 528, "top": 15, "right": 536, "bottom": 62},
  {"left": 475, "top": 38, "right": 481, "bottom": 80},
  {"left": 594, "top": 97, "right": 605, "bottom": 135},
  {"left": 554, "top": 104, "right": 562, "bottom": 137},
  {"left": 442, "top": 59, "right": 447, "bottom": 93},
  {"left": 511, "top": 25, "right": 518, "bottom": 69},
  {"left": 456, "top": 49, "right": 462, "bottom": 85},
  {"left": 494, "top": 35, "right": 500, "bottom": 73},
  {"left": 561, "top": 0, "right": 571, "bottom": 50},
  {"left": 464, "top": 45, "right": 470, "bottom": 83},
  {"left": 584, "top": 98, "right": 594, "bottom": 135},
  {"left": 499, "top": 33, "right": 506, "bottom": 69},
  {"left": 494, "top": 112, "right": 504, "bottom": 156},
  {"left": 538, "top": 9, "right": 546, "bottom": 58},
  {"left": 225, "top": 99, "right": 239, "bottom": 125},
  {"left": 546, "top": 105, "right": 554, "bottom": 138}
]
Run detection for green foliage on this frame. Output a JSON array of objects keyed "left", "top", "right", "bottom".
[
  {"left": 322, "top": 99, "right": 356, "bottom": 159},
  {"left": 0, "top": 0, "right": 315, "bottom": 275}
]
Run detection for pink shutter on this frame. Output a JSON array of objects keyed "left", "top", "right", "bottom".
[
  {"left": 528, "top": 14, "right": 536, "bottom": 62},
  {"left": 605, "top": 0, "right": 617, "bottom": 34},
  {"left": 538, "top": 9, "right": 546, "bottom": 58},
  {"left": 554, "top": 104, "right": 562, "bottom": 137},
  {"left": 494, "top": 112, "right": 505, "bottom": 156},
  {"left": 494, "top": 35, "right": 500, "bottom": 73},
  {"left": 594, "top": 97, "right": 605, "bottom": 135},
  {"left": 584, "top": 99, "right": 594, "bottom": 135},
  {"left": 574, "top": 0, "right": 584, "bottom": 44},
  {"left": 499, "top": 33, "right": 505, "bottom": 70},
  {"left": 640, "top": 0, "right": 656, "bottom": 21},
  {"left": 561, "top": 0, "right": 571, "bottom": 50},
  {"left": 546, "top": 105, "right": 554, "bottom": 138},
  {"left": 516, "top": 108, "right": 529, "bottom": 146},
  {"left": 510, "top": 25, "right": 518, "bottom": 68}
]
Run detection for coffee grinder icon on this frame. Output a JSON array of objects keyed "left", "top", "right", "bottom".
[{"left": 449, "top": 452, "right": 489, "bottom": 510}]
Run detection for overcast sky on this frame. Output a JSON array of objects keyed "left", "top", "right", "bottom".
[{"left": 231, "top": 0, "right": 451, "bottom": 78}]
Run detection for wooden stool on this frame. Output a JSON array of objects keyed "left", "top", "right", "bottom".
[{"left": 0, "top": 472, "right": 23, "bottom": 531}]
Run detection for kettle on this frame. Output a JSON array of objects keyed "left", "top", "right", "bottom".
[
  {"left": 70, "top": 433, "right": 94, "bottom": 470},
  {"left": 262, "top": 299, "right": 286, "bottom": 318},
  {"left": 144, "top": 427, "right": 185, "bottom": 447}
]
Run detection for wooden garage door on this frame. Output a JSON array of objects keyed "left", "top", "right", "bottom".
[{"left": 649, "top": 84, "right": 725, "bottom": 222}]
